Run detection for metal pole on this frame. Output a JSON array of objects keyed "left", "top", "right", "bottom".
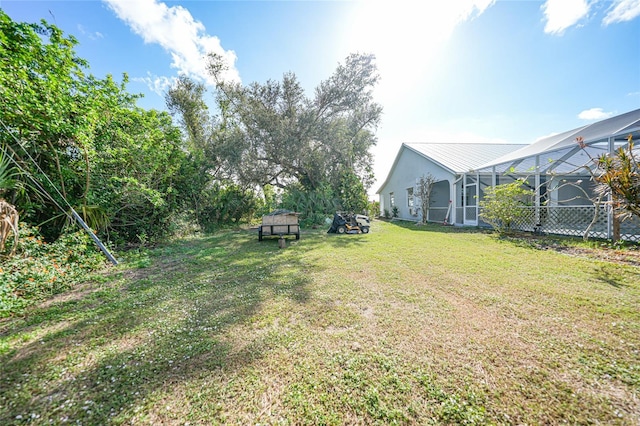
[
  {"left": 71, "top": 209, "right": 118, "bottom": 265},
  {"left": 607, "top": 136, "right": 614, "bottom": 240},
  {"left": 535, "top": 155, "right": 541, "bottom": 229}
]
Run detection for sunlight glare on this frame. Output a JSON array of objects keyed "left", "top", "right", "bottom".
[{"left": 345, "top": 1, "right": 494, "bottom": 101}]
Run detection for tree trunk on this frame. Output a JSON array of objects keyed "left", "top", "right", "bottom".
[{"left": 613, "top": 213, "right": 621, "bottom": 243}]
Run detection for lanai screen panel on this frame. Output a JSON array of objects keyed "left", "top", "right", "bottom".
[
  {"left": 566, "top": 112, "right": 640, "bottom": 147},
  {"left": 475, "top": 109, "right": 640, "bottom": 175}
]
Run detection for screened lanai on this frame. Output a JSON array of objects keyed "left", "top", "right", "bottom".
[{"left": 468, "top": 109, "right": 640, "bottom": 242}]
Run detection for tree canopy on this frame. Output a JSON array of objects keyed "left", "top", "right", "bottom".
[
  {"left": 191, "top": 53, "right": 381, "bottom": 197},
  {"left": 1, "top": 10, "right": 382, "bottom": 245},
  {"left": 166, "top": 52, "right": 382, "bottom": 220},
  {"left": 0, "top": 10, "right": 186, "bottom": 243}
]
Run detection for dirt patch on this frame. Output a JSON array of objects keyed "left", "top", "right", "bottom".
[
  {"left": 552, "top": 246, "right": 640, "bottom": 266},
  {"left": 505, "top": 234, "right": 640, "bottom": 267},
  {"left": 549, "top": 244, "right": 640, "bottom": 267}
]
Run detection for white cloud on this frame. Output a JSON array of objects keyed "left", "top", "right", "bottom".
[
  {"left": 77, "top": 24, "right": 104, "bottom": 40},
  {"left": 578, "top": 108, "right": 614, "bottom": 120},
  {"left": 603, "top": 0, "right": 640, "bottom": 25},
  {"left": 541, "top": 0, "right": 590, "bottom": 35},
  {"left": 103, "top": 0, "right": 240, "bottom": 85},
  {"left": 132, "top": 73, "right": 176, "bottom": 97},
  {"left": 533, "top": 131, "right": 561, "bottom": 143}
]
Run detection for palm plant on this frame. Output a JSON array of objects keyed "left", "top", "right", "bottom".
[
  {"left": 0, "top": 147, "right": 21, "bottom": 255},
  {"left": 0, "top": 146, "right": 19, "bottom": 198}
]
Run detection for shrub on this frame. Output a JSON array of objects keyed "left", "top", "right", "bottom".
[
  {"left": 0, "top": 224, "right": 106, "bottom": 316},
  {"left": 479, "top": 180, "right": 534, "bottom": 234}
]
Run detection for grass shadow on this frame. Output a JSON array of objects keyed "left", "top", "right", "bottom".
[
  {"left": 0, "top": 228, "right": 324, "bottom": 424},
  {"left": 593, "top": 265, "right": 630, "bottom": 288}
]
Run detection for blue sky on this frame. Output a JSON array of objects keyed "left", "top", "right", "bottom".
[{"left": 2, "top": 0, "right": 640, "bottom": 195}]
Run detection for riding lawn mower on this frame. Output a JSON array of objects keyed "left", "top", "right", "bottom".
[{"left": 327, "top": 212, "right": 371, "bottom": 234}]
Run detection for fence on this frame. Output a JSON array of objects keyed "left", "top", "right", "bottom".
[
  {"left": 434, "top": 205, "right": 639, "bottom": 242},
  {"left": 501, "top": 205, "right": 640, "bottom": 242}
]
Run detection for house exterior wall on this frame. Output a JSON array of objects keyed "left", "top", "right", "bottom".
[{"left": 377, "top": 147, "right": 455, "bottom": 221}]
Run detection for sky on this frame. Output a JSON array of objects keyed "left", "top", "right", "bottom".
[{"left": 2, "top": 0, "right": 640, "bottom": 197}]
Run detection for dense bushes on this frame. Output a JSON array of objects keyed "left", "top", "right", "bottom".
[
  {"left": 197, "top": 184, "right": 262, "bottom": 232},
  {"left": 0, "top": 224, "right": 106, "bottom": 317}
]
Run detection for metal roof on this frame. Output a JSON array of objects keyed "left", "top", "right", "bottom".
[
  {"left": 403, "top": 143, "right": 526, "bottom": 174},
  {"left": 376, "top": 142, "right": 525, "bottom": 193},
  {"left": 477, "top": 108, "right": 640, "bottom": 172}
]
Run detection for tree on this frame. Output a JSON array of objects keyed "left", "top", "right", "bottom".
[
  {"left": 165, "top": 76, "right": 262, "bottom": 230},
  {"left": 479, "top": 180, "right": 534, "bottom": 234},
  {"left": 91, "top": 107, "right": 185, "bottom": 243},
  {"left": 0, "top": 11, "right": 186, "bottom": 244},
  {"left": 592, "top": 135, "right": 640, "bottom": 219},
  {"left": 576, "top": 135, "right": 639, "bottom": 242},
  {"left": 0, "top": 9, "right": 95, "bottom": 233},
  {"left": 166, "top": 76, "right": 211, "bottom": 155},
  {"left": 281, "top": 183, "right": 339, "bottom": 226},
  {"left": 0, "top": 11, "right": 128, "bottom": 234},
  {"left": 416, "top": 174, "right": 436, "bottom": 224},
  {"left": 206, "top": 53, "right": 382, "bottom": 199}
]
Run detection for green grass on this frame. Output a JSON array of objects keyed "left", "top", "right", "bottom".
[{"left": 1, "top": 220, "right": 639, "bottom": 425}]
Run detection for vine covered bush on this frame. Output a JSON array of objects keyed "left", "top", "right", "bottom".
[{"left": 0, "top": 224, "right": 106, "bottom": 316}]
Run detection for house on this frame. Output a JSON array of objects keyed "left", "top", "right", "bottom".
[
  {"left": 474, "top": 109, "right": 640, "bottom": 241},
  {"left": 377, "top": 143, "right": 525, "bottom": 225},
  {"left": 377, "top": 109, "right": 640, "bottom": 242}
]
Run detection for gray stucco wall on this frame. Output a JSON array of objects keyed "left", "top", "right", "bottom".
[{"left": 378, "top": 147, "right": 455, "bottom": 221}]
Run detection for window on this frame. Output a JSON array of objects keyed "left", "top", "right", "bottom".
[
  {"left": 407, "top": 187, "right": 414, "bottom": 208},
  {"left": 390, "top": 192, "right": 395, "bottom": 207}
]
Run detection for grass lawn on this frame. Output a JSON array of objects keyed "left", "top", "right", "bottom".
[{"left": 1, "top": 220, "right": 639, "bottom": 425}]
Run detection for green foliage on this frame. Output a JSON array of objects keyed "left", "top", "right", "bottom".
[
  {"left": 197, "top": 183, "right": 261, "bottom": 232},
  {"left": 594, "top": 135, "right": 640, "bottom": 220},
  {"left": 165, "top": 76, "right": 211, "bottom": 154},
  {"left": 258, "top": 184, "right": 278, "bottom": 216},
  {"left": 1, "top": 11, "right": 115, "bottom": 229},
  {"left": 167, "top": 51, "right": 381, "bottom": 232},
  {"left": 281, "top": 184, "right": 339, "bottom": 226},
  {"left": 1, "top": 11, "right": 381, "bottom": 248},
  {"left": 368, "top": 200, "right": 380, "bottom": 218},
  {"left": 337, "top": 169, "right": 369, "bottom": 214},
  {"left": 0, "top": 148, "right": 19, "bottom": 196},
  {"left": 0, "top": 11, "right": 186, "bottom": 245},
  {"left": 0, "top": 223, "right": 105, "bottom": 316},
  {"left": 479, "top": 179, "right": 534, "bottom": 234},
  {"left": 91, "top": 108, "right": 185, "bottom": 244},
  {"left": 206, "top": 53, "right": 382, "bottom": 195},
  {"left": 391, "top": 205, "right": 399, "bottom": 218}
]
